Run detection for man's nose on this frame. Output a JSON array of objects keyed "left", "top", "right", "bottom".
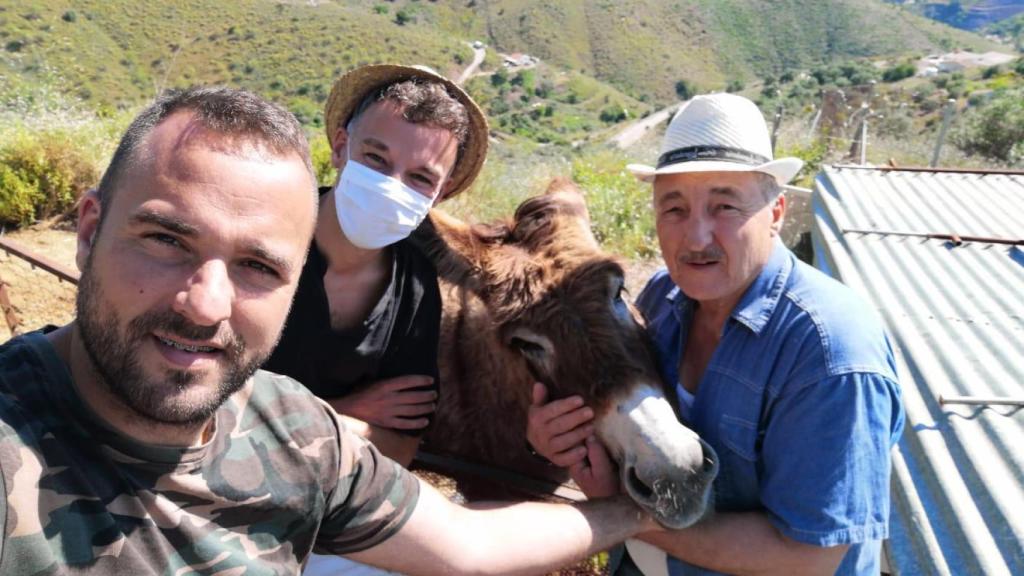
[
  {"left": 682, "top": 214, "right": 714, "bottom": 251},
  {"left": 173, "top": 260, "right": 233, "bottom": 327}
]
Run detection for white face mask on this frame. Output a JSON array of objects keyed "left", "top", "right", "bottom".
[{"left": 334, "top": 158, "right": 435, "bottom": 249}]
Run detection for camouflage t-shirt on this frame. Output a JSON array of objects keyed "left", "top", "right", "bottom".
[{"left": 0, "top": 330, "right": 420, "bottom": 575}]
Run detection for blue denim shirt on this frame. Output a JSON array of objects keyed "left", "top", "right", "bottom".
[{"left": 637, "top": 242, "right": 904, "bottom": 576}]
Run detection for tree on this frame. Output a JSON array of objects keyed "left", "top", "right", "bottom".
[
  {"left": 491, "top": 68, "right": 508, "bottom": 87},
  {"left": 674, "top": 79, "right": 696, "bottom": 101},
  {"left": 953, "top": 89, "right": 1024, "bottom": 164},
  {"left": 882, "top": 62, "right": 915, "bottom": 83}
]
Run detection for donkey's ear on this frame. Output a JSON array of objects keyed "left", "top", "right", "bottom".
[
  {"left": 411, "top": 209, "right": 488, "bottom": 292},
  {"left": 512, "top": 181, "right": 596, "bottom": 253}
]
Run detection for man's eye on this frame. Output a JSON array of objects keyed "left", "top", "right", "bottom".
[
  {"left": 147, "top": 233, "right": 182, "bottom": 248},
  {"left": 364, "top": 153, "right": 386, "bottom": 165},
  {"left": 243, "top": 260, "right": 279, "bottom": 278}
]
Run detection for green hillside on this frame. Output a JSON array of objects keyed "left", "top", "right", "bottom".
[
  {"left": 1, "top": 0, "right": 1003, "bottom": 111},
  {"left": 0, "top": 0, "right": 475, "bottom": 114},
  {"left": 414, "top": 0, "right": 1003, "bottom": 100}
]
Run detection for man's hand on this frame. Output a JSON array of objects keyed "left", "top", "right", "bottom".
[
  {"left": 527, "top": 383, "right": 621, "bottom": 499},
  {"left": 526, "top": 383, "right": 594, "bottom": 467},
  {"left": 329, "top": 375, "right": 436, "bottom": 430},
  {"left": 569, "top": 435, "right": 620, "bottom": 499}
]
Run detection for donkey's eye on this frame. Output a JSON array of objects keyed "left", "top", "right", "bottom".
[{"left": 509, "top": 336, "right": 547, "bottom": 357}]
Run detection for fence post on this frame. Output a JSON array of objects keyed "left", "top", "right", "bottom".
[
  {"left": 0, "top": 273, "right": 20, "bottom": 336},
  {"left": 771, "top": 103, "right": 784, "bottom": 152},
  {"left": 860, "top": 105, "right": 869, "bottom": 166},
  {"left": 931, "top": 99, "right": 957, "bottom": 168}
]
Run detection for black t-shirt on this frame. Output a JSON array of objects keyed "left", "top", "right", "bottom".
[{"left": 264, "top": 190, "right": 442, "bottom": 422}]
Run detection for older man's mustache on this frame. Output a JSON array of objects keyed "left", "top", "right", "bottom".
[{"left": 680, "top": 247, "right": 725, "bottom": 264}]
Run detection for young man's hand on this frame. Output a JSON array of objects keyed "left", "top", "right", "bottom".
[
  {"left": 527, "top": 383, "right": 620, "bottom": 499},
  {"left": 330, "top": 375, "right": 436, "bottom": 430}
]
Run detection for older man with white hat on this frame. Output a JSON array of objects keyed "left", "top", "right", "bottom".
[{"left": 527, "top": 93, "right": 905, "bottom": 576}]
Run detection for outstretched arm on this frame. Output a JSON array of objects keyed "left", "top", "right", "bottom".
[
  {"left": 638, "top": 513, "right": 847, "bottom": 576},
  {"left": 347, "top": 478, "right": 657, "bottom": 576}
]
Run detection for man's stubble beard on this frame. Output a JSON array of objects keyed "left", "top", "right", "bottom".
[{"left": 74, "top": 253, "right": 272, "bottom": 427}]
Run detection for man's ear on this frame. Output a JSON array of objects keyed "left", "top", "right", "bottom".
[
  {"left": 770, "top": 192, "right": 786, "bottom": 236},
  {"left": 76, "top": 189, "right": 102, "bottom": 272},
  {"left": 330, "top": 126, "right": 349, "bottom": 171}
]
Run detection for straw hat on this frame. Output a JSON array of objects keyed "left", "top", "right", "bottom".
[
  {"left": 627, "top": 93, "right": 802, "bottom": 185},
  {"left": 324, "top": 64, "right": 489, "bottom": 199}
]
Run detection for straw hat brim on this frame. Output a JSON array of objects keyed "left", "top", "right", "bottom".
[
  {"left": 626, "top": 157, "right": 804, "bottom": 185},
  {"left": 324, "top": 64, "right": 489, "bottom": 199}
]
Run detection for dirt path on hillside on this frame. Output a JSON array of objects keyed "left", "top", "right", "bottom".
[
  {"left": 609, "top": 103, "right": 681, "bottom": 149},
  {"left": 457, "top": 43, "right": 486, "bottom": 85}
]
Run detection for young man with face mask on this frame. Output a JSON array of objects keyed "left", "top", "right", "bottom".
[{"left": 263, "top": 64, "right": 488, "bottom": 467}]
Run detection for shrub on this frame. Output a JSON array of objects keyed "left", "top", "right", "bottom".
[
  {"left": 674, "top": 79, "right": 696, "bottom": 101},
  {"left": 308, "top": 134, "right": 337, "bottom": 187},
  {"left": 0, "top": 132, "right": 100, "bottom": 227},
  {"left": 776, "top": 138, "right": 828, "bottom": 189},
  {"left": 599, "top": 105, "right": 627, "bottom": 123},
  {"left": 952, "top": 89, "right": 1024, "bottom": 164},
  {"left": 726, "top": 79, "right": 745, "bottom": 93},
  {"left": 61, "top": 10, "right": 77, "bottom": 23},
  {"left": 491, "top": 68, "right": 508, "bottom": 87},
  {"left": 882, "top": 62, "right": 915, "bottom": 83},
  {"left": 0, "top": 165, "right": 37, "bottom": 226},
  {"left": 571, "top": 150, "right": 657, "bottom": 259},
  {"left": 288, "top": 97, "right": 321, "bottom": 128}
]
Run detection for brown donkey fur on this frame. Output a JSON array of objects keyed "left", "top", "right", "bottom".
[{"left": 414, "top": 178, "right": 663, "bottom": 483}]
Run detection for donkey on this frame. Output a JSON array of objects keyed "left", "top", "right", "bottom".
[{"left": 414, "top": 178, "right": 718, "bottom": 530}]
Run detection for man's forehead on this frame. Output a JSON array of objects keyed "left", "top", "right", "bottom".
[
  {"left": 352, "top": 100, "right": 459, "bottom": 170},
  {"left": 145, "top": 111, "right": 282, "bottom": 163},
  {"left": 654, "top": 171, "right": 762, "bottom": 197}
]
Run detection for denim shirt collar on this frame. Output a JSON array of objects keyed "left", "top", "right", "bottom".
[{"left": 666, "top": 239, "right": 792, "bottom": 336}]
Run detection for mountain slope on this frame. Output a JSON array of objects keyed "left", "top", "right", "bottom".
[
  {"left": 419, "top": 0, "right": 1004, "bottom": 99},
  {"left": 0, "top": 0, "right": 1005, "bottom": 110}
]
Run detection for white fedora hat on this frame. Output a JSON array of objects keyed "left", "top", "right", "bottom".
[{"left": 627, "top": 93, "right": 802, "bottom": 185}]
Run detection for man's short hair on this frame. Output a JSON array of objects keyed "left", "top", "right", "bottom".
[
  {"left": 756, "top": 172, "right": 782, "bottom": 202},
  {"left": 348, "top": 80, "right": 470, "bottom": 148},
  {"left": 97, "top": 86, "right": 316, "bottom": 211}
]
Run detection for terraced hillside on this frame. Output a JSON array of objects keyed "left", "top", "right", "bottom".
[{"left": 1, "top": 0, "right": 1002, "bottom": 111}]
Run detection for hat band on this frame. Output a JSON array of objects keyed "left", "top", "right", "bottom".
[{"left": 657, "top": 145, "right": 770, "bottom": 169}]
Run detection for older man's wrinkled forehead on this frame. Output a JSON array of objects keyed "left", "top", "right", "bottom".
[{"left": 654, "top": 170, "right": 781, "bottom": 204}]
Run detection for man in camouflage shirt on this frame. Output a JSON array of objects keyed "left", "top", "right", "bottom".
[{"left": 0, "top": 87, "right": 654, "bottom": 575}]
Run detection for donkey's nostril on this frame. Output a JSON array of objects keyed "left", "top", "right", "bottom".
[
  {"left": 627, "top": 466, "right": 654, "bottom": 500},
  {"left": 700, "top": 440, "right": 719, "bottom": 478}
]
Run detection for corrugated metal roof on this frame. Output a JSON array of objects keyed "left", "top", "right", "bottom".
[{"left": 811, "top": 166, "right": 1024, "bottom": 576}]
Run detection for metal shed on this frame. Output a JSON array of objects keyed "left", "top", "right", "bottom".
[{"left": 812, "top": 165, "right": 1024, "bottom": 575}]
